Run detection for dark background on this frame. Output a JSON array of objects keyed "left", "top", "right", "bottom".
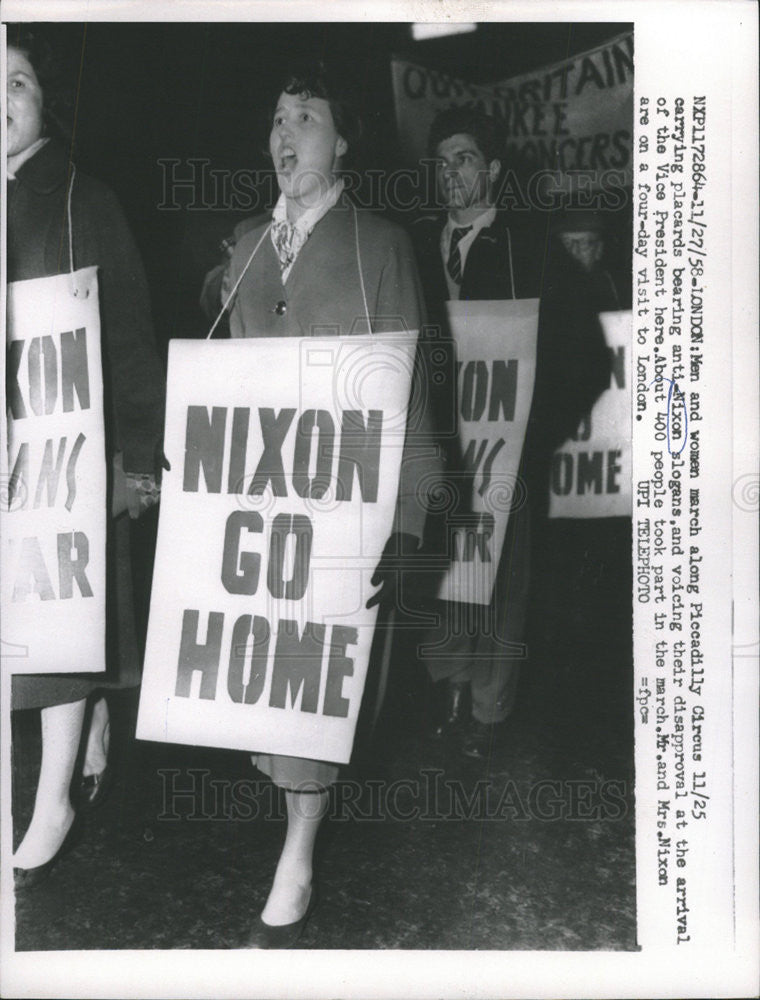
[{"left": 8, "top": 20, "right": 632, "bottom": 347}]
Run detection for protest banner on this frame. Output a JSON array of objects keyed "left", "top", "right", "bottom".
[
  {"left": 391, "top": 30, "right": 633, "bottom": 192},
  {"left": 549, "top": 310, "right": 632, "bottom": 518},
  {"left": 2, "top": 267, "right": 107, "bottom": 674},
  {"left": 436, "top": 299, "right": 539, "bottom": 606},
  {"left": 136, "top": 334, "right": 415, "bottom": 764}
]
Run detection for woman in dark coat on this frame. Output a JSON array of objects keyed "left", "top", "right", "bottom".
[{"left": 7, "top": 31, "right": 164, "bottom": 883}]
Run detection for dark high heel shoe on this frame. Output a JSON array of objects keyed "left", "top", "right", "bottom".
[
  {"left": 13, "top": 813, "right": 81, "bottom": 891},
  {"left": 428, "top": 680, "right": 469, "bottom": 740},
  {"left": 243, "top": 886, "right": 317, "bottom": 949},
  {"left": 78, "top": 763, "right": 114, "bottom": 811}
]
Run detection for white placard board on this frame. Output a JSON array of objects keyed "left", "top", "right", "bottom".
[
  {"left": 436, "top": 298, "right": 538, "bottom": 606},
  {"left": 2, "top": 267, "right": 106, "bottom": 673},
  {"left": 136, "top": 334, "right": 416, "bottom": 764}
]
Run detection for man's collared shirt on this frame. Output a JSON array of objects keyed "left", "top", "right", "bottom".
[{"left": 440, "top": 205, "right": 497, "bottom": 300}]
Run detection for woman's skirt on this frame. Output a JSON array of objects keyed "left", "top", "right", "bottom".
[
  {"left": 251, "top": 754, "right": 339, "bottom": 791},
  {"left": 12, "top": 513, "right": 144, "bottom": 710}
]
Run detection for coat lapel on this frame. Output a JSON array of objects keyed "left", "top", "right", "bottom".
[{"left": 282, "top": 197, "right": 353, "bottom": 289}]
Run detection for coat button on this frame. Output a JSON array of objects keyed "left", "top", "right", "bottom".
[{"left": 275, "top": 300, "right": 287, "bottom": 315}]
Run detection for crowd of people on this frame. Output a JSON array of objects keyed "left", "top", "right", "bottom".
[{"left": 6, "top": 31, "right": 627, "bottom": 948}]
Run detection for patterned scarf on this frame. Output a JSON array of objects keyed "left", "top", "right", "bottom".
[{"left": 270, "top": 178, "right": 345, "bottom": 281}]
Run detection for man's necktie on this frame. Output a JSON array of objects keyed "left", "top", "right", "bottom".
[{"left": 446, "top": 225, "right": 472, "bottom": 284}]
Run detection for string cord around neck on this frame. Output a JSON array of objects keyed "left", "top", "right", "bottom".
[
  {"left": 66, "top": 164, "right": 76, "bottom": 275},
  {"left": 505, "top": 226, "right": 516, "bottom": 300},
  {"left": 206, "top": 202, "right": 370, "bottom": 339},
  {"left": 206, "top": 224, "right": 272, "bottom": 339},
  {"left": 352, "top": 202, "right": 371, "bottom": 334}
]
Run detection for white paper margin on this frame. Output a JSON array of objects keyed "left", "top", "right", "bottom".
[{"left": 1, "top": 3, "right": 757, "bottom": 999}]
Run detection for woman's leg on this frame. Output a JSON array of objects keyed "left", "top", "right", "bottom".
[
  {"left": 12, "top": 698, "right": 86, "bottom": 870},
  {"left": 82, "top": 695, "right": 110, "bottom": 777},
  {"left": 261, "top": 788, "right": 328, "bottom": 926}
]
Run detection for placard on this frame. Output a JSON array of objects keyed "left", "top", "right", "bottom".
[
  {"left": 136, "top": 334, "right": 415, "bottom": 764},
  {"left": 2, "top": 267, "right": 106, "bottom": 674},
  {"left": 549, "top": 310, "right": 632, "bottom": 518},
  {"left": 436, "top": 298, "right": 538, "bottom": 605}
]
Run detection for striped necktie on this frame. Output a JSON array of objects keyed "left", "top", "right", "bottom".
[{"left": 446, "top": 225, "right": 472, "bottom": 284}]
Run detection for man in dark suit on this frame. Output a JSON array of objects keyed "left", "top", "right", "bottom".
[
  {"left": 413, "top": 109, "right": 541, "bottom": 309},
  {"left": 412, "top": 107, "right": 610, "bottom": 759}
]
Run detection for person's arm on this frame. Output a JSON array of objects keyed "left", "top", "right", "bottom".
[
  {"left": 366, "top": 226, "right": 444, "bottom": 608},
  {"left": 532, "top": 256, "right": 611, "bottom": 457},
  {"left": 200, "top": 217, "right": 264, "bottom": 326},
  {"left": 378, "top": 228, "right": 442, "bottom": 542},
  {"left": 83, "top": 181, "right": 165, "bottom": 476},
  {"left": 200, "top": 260, "right": 229, "bottom": 323}
]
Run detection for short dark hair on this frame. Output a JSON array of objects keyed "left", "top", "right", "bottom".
[
  {"left": 275, "top": 62, "right": 362, "bottom": 159},
  {"left": 427, "top": 106, "right": 502, "bottom": 164},
  {"left": 6, "top": 26, "right": 75, "bottom": 142}
]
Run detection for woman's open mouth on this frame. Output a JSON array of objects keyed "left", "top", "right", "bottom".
[{"left": 278, "top": 147, "right": 297, "bottom": 171}]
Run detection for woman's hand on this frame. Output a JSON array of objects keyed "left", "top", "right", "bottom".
[
  {"left": 124, "top": 472, "right": 161, "bottom": 519},
  {"left": 122, "top": 447, "right": 169, "bottom": 519},
  {"left": 366, "top": 532, "right": 421, "bottom": 610}
]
